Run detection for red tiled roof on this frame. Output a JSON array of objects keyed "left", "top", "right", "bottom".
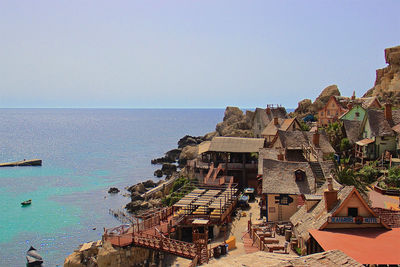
[{"left": 309, "top": 228, "right": 400, "bottom": 265}]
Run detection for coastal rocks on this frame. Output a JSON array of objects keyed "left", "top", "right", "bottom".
[
  {"left": 130, "top": 192, "right": 144, "bottom": 201},
  {"left": 161, "top": 163, "right": 177, "bottom": 175},
  {"left": 294, "top": 85, "right": 341, "bottom": 115},
  {"left": 294, "top": 99, "right": 312, "bottom": 115},
  {"left": 204, "top": 131, "right": 219, "bottom": 140},
  {"left": 364, "top": 45, "right": 400, "bottom": 105},
  {"left": 154, "top": 169, "right": 163, "bottom": 177},
  {"left": 127, "top": 183, "right": 146, "bottom": 194},
  {"left": 64, "top": 241, "right": 151, "bottom": 267},
  {"left": 177, "top": 135, "right": 204, "bottom": 148},
  {"left": 107, "top": 187, "right": 120, "bottom": 194},
  {"left": 215, "top": 106, "right": 253, "bottom": 137},
  {"left": 178, "top": 145, "right": 199, "bottom": 166},
  {"left": 142, "top": 179, "right": 157, "bottom": 188},
  {"left": 97, "top": 241, "right": 150, "bottom": 267}
]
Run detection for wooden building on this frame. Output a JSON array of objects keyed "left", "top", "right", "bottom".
[
  {"left": 289, "top": 178, "right": 400, "bottom": 265},
  {"left": 188, "top": 137, "right": 265, "bottom": 188}
]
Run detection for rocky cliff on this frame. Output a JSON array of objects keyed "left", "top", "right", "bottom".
[
  {"left": 364, "top": 45, "right": 400, "bottom": 105},
  {"left": 215, "top": 106, "right": 254, "bottom": 137},
  {"left": 294, "top": 84, "right": 341, "bottom": 115}
]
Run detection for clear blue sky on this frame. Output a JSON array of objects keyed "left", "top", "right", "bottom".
[{"left": 1, "top": 1, "right": 399, "bottom": 108}]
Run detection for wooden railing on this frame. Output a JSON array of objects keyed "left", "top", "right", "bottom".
[{"left": 104, "top": 230, "right": 198, "bottom": 260}]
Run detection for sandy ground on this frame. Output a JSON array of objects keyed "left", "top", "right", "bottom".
[{"left": 166, "top": 197, "right": 264, "bottom": 266}]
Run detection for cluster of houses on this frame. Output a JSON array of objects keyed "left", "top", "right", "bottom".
[{"left": 186, "top": 98, "right": 400, "bottom": 265}]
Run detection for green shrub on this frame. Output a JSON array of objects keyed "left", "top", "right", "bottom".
[
  {"left": 359, "top": 162, "right": 380, "bottom": 184},
  {"left": 386, "top": 167, "right": 400, "bottom": 188}
]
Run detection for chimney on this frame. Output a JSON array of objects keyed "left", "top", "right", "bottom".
[
  {"left": 277, "top": 153, "right": 284, "bottom": 161},
  {"left": 266, "top": 107, "right": 271, "bottom": 115},
  {"left": 351, "top": 90, "right": 356, "bottom": 100},
  {"left": 385, "top": 103, "right": 392, "bottom": 121},
  {"left": 324, "top": 176, "right": 338, "bottom": 211},
  {"left": 274, "top": 117, "right": 279, "bottom": 125},
  {"left": 312, "top": 131, "right": 320, "bottom": 147}
]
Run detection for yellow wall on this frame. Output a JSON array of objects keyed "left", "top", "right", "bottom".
[
  {"left": 267, "top": 194, "right": 299, "bottom": 222},
  {"left": 335, "top": 193, "right": 373, "bottom": 217}
]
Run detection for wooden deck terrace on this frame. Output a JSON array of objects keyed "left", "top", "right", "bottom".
[
  {"left": 172, "top": 185, "right": 239, "bottom": 225},
  {"left": 103, "top": 228, "right": 199, "bottom": 260}
]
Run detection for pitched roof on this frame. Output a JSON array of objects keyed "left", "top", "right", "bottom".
[
  {"left": 205, "top": 250, "right": 362, "bottom": 267},
  {"left": 276, "top": 130, "right": 335, "bottom": 154},
  {"left": 199, "top": 137, "right": 265, "bottom": 153},
  {"left": 290, "top": 184, "right": 390, "bottom": 243},
  {"left": 290, "top": 184, "right": 352, "bottom": 242},
  {"left": 310, "top": 228, "right": 400, "bottom": 265},
  {"left": 262, "top": 159, "right": 316, "bottom": 195},
  {"left": 366, "top": 109, "right": 400, "bottom": 137},
  {"left": 261, "top": 118, "right": 285, "bottom": 136},
  {"left": 343, "top": 120, "right": 361, "bottom": 144},
  {"left": 359, "top": 96, "right": 381, "bottom": 109}
]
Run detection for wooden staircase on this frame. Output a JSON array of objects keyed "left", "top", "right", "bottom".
[{"left": 309, "top": 162, "right": 325, "bottom": 187}]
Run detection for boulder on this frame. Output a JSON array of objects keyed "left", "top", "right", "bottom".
[
  {"left": 151, "top": 156, "right": 175, "bottom": 164},
  {"left": 125, "top": 200, "right": 144, "bottom": 213},
  {"left": 142, "top": 180, "right": 156, "bottom": 188},
  {"left": 161, "top": 163, "right": 177, "bottom": 175},
  {"left": 203, "top": 131, "right": 219, "bottom": 140},
  {"left": 126, "top": 183, "right": 146, "bottom": 194},
  {"left": 165, "top": 148, "right": 182, "bottom": 161},
  {"left": 178, "top": 135, "right": 204, "bottom": 148},
  {"left": 154, "top": 169, "right": 163, "bottom": 177},
  {"left": 215, "top": 106, "right": 253, "bottom": 137},
  {"left": 179, "top": 145, "right": 198, "bottom": 161},
  {"left": 130, "top": 192, "right": 144, "bottom": 202},
  {"left": 108, "top": 187, "right": 120, "bottom": 194},
  {"left": 294, "top": 99, "right": 312, "bottom": 114}
]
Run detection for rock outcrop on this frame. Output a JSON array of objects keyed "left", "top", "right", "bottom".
[
  {"left": 107, "top": 187, "right": 120, "bottom": 194},
  {"left": 364, "top": 45, "right": 400, "bottom": 105},
  {"left": 64, "top": 241, "right": 151, "bottom": 267},
  {"left": 294, "top": 84, "right": 341, "bottom": 115},
  {"left": 215, "top": 106, "right": 254, "bottom": 137}
]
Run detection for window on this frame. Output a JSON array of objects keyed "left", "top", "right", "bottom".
[
  {"left": 332, "top": 103, "right": 335, "bottom": 107},
  {"left": 321, "top": 112, "right": 324, "bottom": 116},
  {"left": 355, "top": 112, "right": 360, "bottom": 117},
  {"left": 348, "top": 207, "right": 358, "bottom": 217},
  {"left": 280, "top": 196, "right": 288, "bottom": 205},
  {"left": 327, "top": 110, "right": 330, "bottom": 116},
  {"left": 295, "top": 169, "right": 305, "bottom": 181}
]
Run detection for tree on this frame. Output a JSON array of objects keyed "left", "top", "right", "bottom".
[
  {"left": 386, "top": 166, "right": 400, "bottom": 188},
  {"left": 358, "top": 161, "right": 380, "bottom": 184},
  {"left": 324, "top": 121, "right": 345, "bottom": 152},
  {"left": 333, "top": 166, "right": 368, "bottom": 196}
]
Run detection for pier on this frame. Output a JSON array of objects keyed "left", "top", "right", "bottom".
[{"left": 0, "top": 159, "right": 42, "bottom": 167}]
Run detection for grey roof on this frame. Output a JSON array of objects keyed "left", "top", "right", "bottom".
[
  {"left": 262, "top": 159, "right": 316, "bottom": 195},
  {"left": 343, "top": 120, "right": 361, "bottom": 144},
  {"left": 276, "top": 130, "right": 335, "bottom": 154},
  {"left": 366, "top": 109, "right": 400, "bottom": 137},
  {"left": 201, "top": 137, "right": 265, "bottom": 153},
  {"left": 290, "top": 184, "right": 353, "bottom": 242},
  {"left": 206, "top": 250, "right": 362, "bottom": 267}
]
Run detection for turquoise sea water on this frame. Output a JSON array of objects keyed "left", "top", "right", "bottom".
[{"left": 0, "top": 109, "right": 223, "bottom": 266}]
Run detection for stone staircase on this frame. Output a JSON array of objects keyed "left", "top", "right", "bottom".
[{"left": 309, "top": 162, "right": 325, "bottom": 187}]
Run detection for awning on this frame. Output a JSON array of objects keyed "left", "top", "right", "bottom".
[{"left": 355, "top": 138, "right": 374, "bottom": 146}]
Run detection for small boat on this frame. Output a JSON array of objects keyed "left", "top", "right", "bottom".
[
  {"left": 21, "top": 199, "right": 32, "bottom": 206},
  {"left": 26, "top": 246, "right": 43, "bottom": 266}
]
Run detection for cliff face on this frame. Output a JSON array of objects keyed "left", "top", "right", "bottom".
[
  {"left": 215, "top": 106, "right": 254, "bottom": 137},
  {"left": 364, "top": 45, "right": 400, "bottom": 105},
  {"left": 295, "top": 84, "right": 341, "bottom": 115}
]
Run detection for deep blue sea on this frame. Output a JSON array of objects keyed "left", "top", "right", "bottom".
[{"left": 0, "top": 108, "right": 223, "bottom": 266}]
